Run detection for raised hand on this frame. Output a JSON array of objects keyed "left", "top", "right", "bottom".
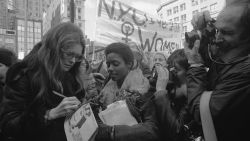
[
  {"left": 184, "top": 40, "right": 204, "bottom": 65},
  {"left": 155, "top": 65, "right": 169, "bottom": 91}
]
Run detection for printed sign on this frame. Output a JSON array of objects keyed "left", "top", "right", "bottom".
[
  {"left": 96, "top": 0, "right": 182, "bottom": 55},
  {"left": 64, "top": 103, "right": 98, "bottom": 141}
]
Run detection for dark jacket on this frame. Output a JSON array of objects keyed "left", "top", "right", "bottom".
[
  {"left": 95, "top": 87, "right": 160, "bottom": 141},
  {"left": 110, "top": 87, "right": 160, "bottom": 141},
  {"left": 114, "top": 96, "right": 160, "bottom": 141},
  {"left": 0, "top": 62, "right": 85, "bottom": 141},
  {"left": 186, "top": 49, "right": 250, "bottom": 141},
  {"left": 154, "top": 90, "right": 201, "bottom": 141},
  {"left": 0, "top": 83, "right": 3, "bottom": 102}
]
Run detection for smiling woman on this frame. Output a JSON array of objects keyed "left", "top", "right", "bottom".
[{"left": 0, "top": 22, "right": 86, "bottom": 141}]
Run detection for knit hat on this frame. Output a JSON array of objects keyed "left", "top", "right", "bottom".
[{"left": 0, "top": 47, "right": 17, "bottom": 67}]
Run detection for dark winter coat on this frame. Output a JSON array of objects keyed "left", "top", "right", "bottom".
[
  {"left": 186, "top": 48, "right": 250, "bottom": 141},
  {"left": 0, "top": 83, "right": 3, "bottom": 102},
  {"left": 0, "top": 62, "right": 85, "bottom": 141}
]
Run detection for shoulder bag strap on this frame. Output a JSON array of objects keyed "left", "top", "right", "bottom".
[{"left": 200, "top": 91, "right": 217, "bottom": 141}]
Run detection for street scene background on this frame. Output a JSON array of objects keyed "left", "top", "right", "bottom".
[{"left": 0, "top": 0, "right": 228, "bottom": 64}]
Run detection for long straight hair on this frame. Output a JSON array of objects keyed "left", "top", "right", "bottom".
[{"left": 23, "top": 22, "right": 85, "bottom": 102}]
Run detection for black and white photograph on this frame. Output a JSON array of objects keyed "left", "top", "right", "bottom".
[{"left": 0, "top": 0, "right": 250, "bottom": 141}]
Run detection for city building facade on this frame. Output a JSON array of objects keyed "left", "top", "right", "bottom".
[
  {"left": 43, "top": 0, "right": 85, "bottom": 35},
  {"left": 0, "top": 0, "right": 17, "bottom": 52},
  {"left": 15, "top": 0, "right": 44, "bottom": 58},
  {"left": 157, "top": 0, "right": 226, "bottom": 39},
  {"left": 0, "top": 0, "right": 45, "bottom": 59}
]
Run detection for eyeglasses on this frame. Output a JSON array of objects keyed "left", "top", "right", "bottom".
[{"left": 62, "top": 51, "right": 84, "bottom": 62}]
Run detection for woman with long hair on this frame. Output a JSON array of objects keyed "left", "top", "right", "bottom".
[{"left": 0, "top": 22, "right": 85, "bottom": 141}]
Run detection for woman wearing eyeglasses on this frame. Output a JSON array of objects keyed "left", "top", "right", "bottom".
[{"left": 0, "top": 22, "right": 85, "bottom": 141}]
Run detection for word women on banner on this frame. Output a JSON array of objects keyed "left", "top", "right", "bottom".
[{"left": 96, "top": 0, "right": 182, "bottom": 54}]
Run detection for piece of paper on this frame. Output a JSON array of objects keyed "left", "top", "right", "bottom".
[
  {"left": 64, "top": 103, "right": 98, "bottom": 141},
  {"left": 98, "top": 100, "right": 138, "bottom": 126}
]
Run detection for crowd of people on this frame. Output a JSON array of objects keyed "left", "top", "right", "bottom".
[{"left": 0, "top": 0, "right": 250, "bottom": 141}]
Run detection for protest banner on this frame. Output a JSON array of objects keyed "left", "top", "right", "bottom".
[
  {"left": 64, "top": 103, "right": 98, "bottom": 141},
  {"left": 95, "top": 0, "right": 182, "bottom": 56}
]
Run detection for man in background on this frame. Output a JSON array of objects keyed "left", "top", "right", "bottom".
[{"left": 0, "top": 47, "right": 18, "bottom": 102}]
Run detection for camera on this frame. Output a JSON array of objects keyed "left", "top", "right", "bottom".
[
  {"left": 185, "top": 11, "right": 217, "bottom": 67},
  {"left": 185, "top": 31, "right": 200, "bottom": 49},
  {"left": 149, "top": 65, "right": 179, "bottom": 93}
]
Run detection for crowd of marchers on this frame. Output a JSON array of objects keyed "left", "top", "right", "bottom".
[{"left": 0, "top": 1, "right": 250, "bottom": 141}]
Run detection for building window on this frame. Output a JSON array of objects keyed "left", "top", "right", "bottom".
[
  {"left": 192, "top": 10, "right": 199, "bottom": 16},
  {"left": 78, "top": 8, "right": 81, "bottom": 13},
  {"left": 192, "top": 0, "right": 198, "bottom": 6},
  {"left": 180, "top": 3, "right": 186, "bottom": 11},
  {"left": 181, "top": 14, "right": 186, "bottom": 22},
  {"left": 201, "top": 6, "right": 208, "bottom": 12},
  {"left": 169, "top": 19, "right": 172, "bottom": 22},
  {"left": 167, "top": 9, "right": 172, "bottom": 16},
  {"left": 160, "top": 13, "right": 163, "bottom": 19},
  {"left": 28, "top": 21, "right": 33, "bottom": 27},
  {"left": 174, "top": 17, "right": 179, "bottom": 22},
  {"left": 201, "top": 0, "right": 208, "bottom": 3},
  {"left": 182, "top": 26, "right": 187, "bottom": 37},
  {"left": 18, "top": 20, "right": 24, "bottom": 26},
  {"left": 7, "top": 0, "right": 14, "bottom": 10},
  {"left": 79, "top": 23, "right": 82, "bottom": 27},
  {"left": 78, "top": 16, "right": 81, "bottom": 20},
  {"left": 18, "top": 26, "right": 21, "bottom": 31},
  {"left": 173, "top": 6, "right": 179, "bottom": 14},
  {"left": 210, "top": 3, "right": 217, "bottom": 13},
  {"left": 67, "top": 11, "right": 70, "bottom": 17},
  {"left": 183, "top": 26, "right": 187, "bottom": 32}
]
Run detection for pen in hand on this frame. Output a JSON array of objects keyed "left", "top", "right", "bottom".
[
  {"left": 52, "top": 90, "right": 66, "bottom": 98},
  {"left": 52, "top": 90, "right": 98, "bottom": 107}
]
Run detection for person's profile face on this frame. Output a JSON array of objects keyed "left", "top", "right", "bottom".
[
  {"left": 153, "top": 53, "right": 167, "bottom": 67},
  {"left": 0, "top": 63, "right": 8, "bottom": 84},
  {"left": 174, "top": 63, "right": 186, "bottom": 85},
  {"left": 61, "top": 44, "right": 83, "bottom": 71},
  {"left": 170, "top": 62, "right": 187, "bottom": 98},
  {"left": 215, "top": 6, "right": 245, "bottom": 52},
  {"left": 106, "top": 53, "right": 131, "bottom": 82}
]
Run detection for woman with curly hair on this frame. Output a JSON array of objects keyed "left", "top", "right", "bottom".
[
  {"left": 95, "top": 42, "right": 159, "bottom": 141},
  {"left": 154, "top": 49, "right": 202, "bottom": 141},
  {"left": 0, "top": 22, "right": 85, "bottom": 141}
]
